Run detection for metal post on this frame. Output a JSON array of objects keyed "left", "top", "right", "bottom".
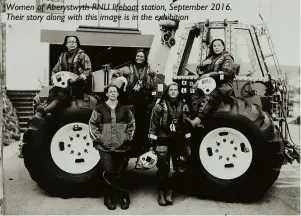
[{"left": 0, "top": 0, "right": 5, "bottom": 214}]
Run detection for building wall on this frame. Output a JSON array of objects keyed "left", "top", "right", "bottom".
[{"left": 5, "top": 0, "right": 141, "bottom": 90}]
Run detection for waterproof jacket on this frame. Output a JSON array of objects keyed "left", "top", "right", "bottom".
[
  {"left": 89, "top": 102, "right": 135, "bottom": 152},
  {"left": 191, "top": 51, "right": 235, "bottom": 118},
  {"left": 116, "top": 64, "right": 157, "bottom": 91},
  {"left": 148, "top": 84, "right": 191, "bottom": 144},
  {"left": 52, "top": 48, "right": 92, "bottom": 77},
  {"left": 197, "top": 50, "right": 235, "bottom": 85}
]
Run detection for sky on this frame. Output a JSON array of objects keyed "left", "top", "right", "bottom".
[{"left": 138, "top": 0, "right": 300, "bottom": 67}]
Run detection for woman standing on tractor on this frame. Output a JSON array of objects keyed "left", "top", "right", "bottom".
[
  {"left": 89, "top": 85, "right": 135, "bottom": 210},
  {"left": 148, "top": 82, "right": 192, "bottom": 206},
  {"left": 189, "top": 38, "right": 235, "bottom": 127},
  {"left": 35, "top": 35, "right": 92, "bottom": 118},
  {"left": 114, "top": 49, "right": 157, "bottom": 152}
]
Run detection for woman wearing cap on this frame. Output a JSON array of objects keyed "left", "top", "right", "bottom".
[
  {"left": 148, "top": 82, "right": 192, "bottom": 206},
  {"left": 35, "top": 35, "right": 92, "bottom": 118},
  {"left": 89, "top": 84, "right": 135, "bottom": 210},
  {"left": 189, "top": 38, "right": 235, "bottom": 127},
  {"left": 114, "top": 49, "right": 157, "bottom": 152}
]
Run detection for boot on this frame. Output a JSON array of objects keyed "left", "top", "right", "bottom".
[
  {"left": 35, "top": 105, "right": 46, "bottom": 119},
  {"left": 164, "top": 189, "right": 173, "bottom": 205},
  {"left": 44, "top": 99, "right": 63, "bottom": 113},
  {"left": 120, "top": 193, "right": 130, "bottom": 210},
  {"left": 104, "top": 195, "right": 108, "bottom": 206},
  {"left": 104, "top": 186, "right": 116, "bottom": 210},
  {"left": 158, "top": 190, "right": 167, "bottom": 206},
  {"left": 106, "top": 197, "right": 117, "bottom": 210}
]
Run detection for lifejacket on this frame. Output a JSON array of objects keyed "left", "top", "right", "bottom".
[
  {"left": 129, "top": 64, "right": 153, "bottom": 90},
  {"left": 159, "top": 99, "right": 188, "bottom": 134},
  {"left": 59, "top": 48, "right": 85, "bottom": 75}
]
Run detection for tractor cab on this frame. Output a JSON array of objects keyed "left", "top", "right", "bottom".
[{"left": 173, "top": 19, "right": 286, "bottom": 113}]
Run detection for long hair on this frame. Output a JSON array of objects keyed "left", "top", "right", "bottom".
[
  {"left": 159, "top": 82, "right": 181, "bottom": 104},
  {"left": 131, "top": 49, "right": 149, "bottom": 67},
  {"left": 63, "top": 35, "right": 81, "bottom": 50},
  {"left": 205, "top": 38, "right": 225, "bottom": 59}
]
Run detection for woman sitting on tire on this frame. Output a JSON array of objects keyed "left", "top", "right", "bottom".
[
  {"left": 148, "top": 82, "right": 192, "bottom": 206},
  {"left": 189, "top": 38, "right": 235, "bottom": 127},
  {"left": 35, "top": 35, "right": 92, "bottom": 119},
  {"left": 88, "top": 85, "right": 135, "bottom": 210}
]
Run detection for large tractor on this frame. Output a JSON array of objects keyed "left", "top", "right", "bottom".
[{"left": 21, "top": 17, "right": 299, "bottom": 201}]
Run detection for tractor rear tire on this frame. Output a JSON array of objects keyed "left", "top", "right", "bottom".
[
  {"left": 22, "top": 108, "right": 103, "bottom": 198},
  {"left": 172, "top": 98, "right": 284, "bottom": 202}
]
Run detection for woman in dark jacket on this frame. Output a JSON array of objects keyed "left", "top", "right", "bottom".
[
  {"left": 148, "top": 82, "right": 192, "bottom": 206},
  {"left": 36, "top": 35, "right": 92, "bottom": 118},
  {"left": 114, "top": 49, "right": 157, "bottom": 152},
  {"left": 189, "top": 39, "right": 235, "bottom": 127},
  {"left": 89, "top": 85, "right": 135, "bottom": 210}
]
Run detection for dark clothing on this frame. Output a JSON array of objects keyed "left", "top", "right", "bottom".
[
  {"left": 89, "top": 102, "right": 135, "bottom": 152},
  {"left": 116, "top": 64, "right": 157, "bottom": 150},
  {"left": 99, "top": 150, "right": 129, "bottom": 173},
  {"left": 98, "top": 148, "right": 130, "bottom": 200},
  {"left": 116, "top": 64, "right": 157, "bottom": 93},
  {"left": 192, "top": 51, "right": 235, "bottom": 119},
  {"left": 49, "top": 48, "right": 92, "bottom": 106},
  {"left": 89, "top": 101, "right": 135, "bottom": 201},
  {"left": 197, "top": 51, "right": 234, "bottom": 84},
  {"left": 149, "top": 99, "right": 191, "bottom": 140},
  {"left": 155, "top": 137, "right": 187, "bottom": 191},
  {"left": 47, "top": 79, "right": 86, "bottom": 105},
  {"left": 148, "top": 83, "right": 192, "bottom": 191},
  {"left": 52, "top": 48, "right": 92, "bottom": 77}
]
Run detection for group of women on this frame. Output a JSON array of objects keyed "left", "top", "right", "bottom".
[{"left": 36, "top": 35, "right": 235, "bottom": 210}]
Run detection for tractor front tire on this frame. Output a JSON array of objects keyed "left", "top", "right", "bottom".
[
  {"left": 172, "top": 98, "right": 284, "bottom": 202},
  {"left": 22, "top": 108, "right": 103, "bottom": 198}
]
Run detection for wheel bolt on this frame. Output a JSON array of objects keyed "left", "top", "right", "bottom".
[
  {"left": 219, "top": 155, "right": 222, "bottom": 160},
  {"left": 233, "top": 154, "right": 236, "bottom": 158},
  {"left": 216, "top": 142, "right": 220, "bottom": 146},
  {"left": 223, "top": 139, "right": 226, "bottom": 142},
  {"left": 67, "top": 144, "right": 71, "bottom": 148},
  {"left": 230, "top": 140, "right": 234, "bottom": 144},
  {"left": 83, "top": 136, "right": 87, "bottom": 140},
  {"left": 76, "top": 134, "right": 80, "bottom": 138},
  {"left": 69, "top": 137, "right": 73, "bottom": 141},
  {"left": 84, "top": 149, "right": 88, "bottom": 153},
  {"left": 78, "top": 152, "right": 81, "bottom": 156},
  {"left": 226, "top": 157, "right": 230, "bottom": 161},
  {"left": 70, "top": 150, "right": 74, "bottom": 154},
  {"left": 86, "top": 143, "right": 90, "bottom": 146},
  {"left": 234, "top": 147, "right": 237, "bottom": 151},
  {"left": 215, "top": 149, "right": 219, "bottom": 153}
]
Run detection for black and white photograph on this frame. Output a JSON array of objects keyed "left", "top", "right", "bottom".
[{"left": 0, "top": 0, "right": 300, "bottom": 214}]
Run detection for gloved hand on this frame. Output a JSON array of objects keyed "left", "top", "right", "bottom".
[
  {"left": 187, "top": 117, "right": 203, "bottom": 128},
  {"left": 149, "top": 139, "right": 156, "bottom": 152},
  {"left": 68, "top": 78, "right": 76, "bottom": 85}
]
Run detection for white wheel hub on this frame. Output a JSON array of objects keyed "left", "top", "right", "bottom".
[
  {"left": 199, "top": 127, "right": 253, "bottom": 180},
  {"left": 50, "top": 123, "right": 100, "bottom": 174}
]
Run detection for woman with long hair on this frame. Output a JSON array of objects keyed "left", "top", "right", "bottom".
[
  {"left": 35, "top": 35, "right": 92, "bottom": 118},
  {"left": 114, "top": 49, "right": 157, "bottom": 152},
  {"left": 148, "top": 82, "right": 192, "bottom": 206},
  {"left": 189, "top": 38, "right": 235, "bottom": 127}
]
